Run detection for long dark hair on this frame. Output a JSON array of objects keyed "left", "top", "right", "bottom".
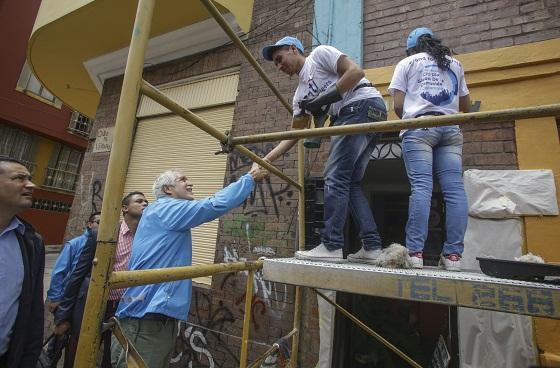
[{"left": 408, "top": 34, "right": 451, "bottom": 70}]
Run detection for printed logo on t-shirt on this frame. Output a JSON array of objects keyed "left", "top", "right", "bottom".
[
  {"left": 304, "top": 79, "right": 334, "bottom": 101},
  {"left": 418, "top": 64, "right": 458, "bottom": 106}
]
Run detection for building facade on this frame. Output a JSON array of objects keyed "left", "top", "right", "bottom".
[
  {"left": 31, "top": 0, "right": 560, "bottom": 366},
  {"left": 0, "top": 0, "right": 90, "bottom": 245}
]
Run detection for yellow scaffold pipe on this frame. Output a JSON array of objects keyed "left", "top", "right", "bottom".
[
  {"left": 140, "top": 80, "right": 301, "bottom": 191},
  {"left": 315, "top": 289, "right": 423, "bottom": 368},
  {"left": 230, "top": 103, "right": 560, "bottom": 145},
  {"left": 109, "top": 261, "right": 263, "bottom": 289},
  {"left": 74, "top": 0, "right": 156, "bottom": 365},
  {"left": 199, "top": 0, "right": 293, "bottom": 114},
  {"left": 240, "top": 270, "right": 256, "bottom": 367}
]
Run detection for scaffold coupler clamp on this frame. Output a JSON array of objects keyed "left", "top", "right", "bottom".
[{"left": 215, "top": 130, "right": 234, "bottom": 155}]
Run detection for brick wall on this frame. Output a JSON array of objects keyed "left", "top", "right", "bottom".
[
  {"left": 363, "top": 0, "right": 560, "bottom": 68},
  {"left": 463, "top": 122, "right": 518, "bottom": 169}
]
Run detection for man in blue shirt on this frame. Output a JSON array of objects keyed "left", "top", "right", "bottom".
[
  {"left": 0, "top": 158, "right": 44, "bottom": 368},
  {"left": 45, "top": 212, "right": 100, "bottom": 312},
  {"left": 44, "top": 211, "right": 100, "bottom": 367},
  {"left": 111, "top": 166, "right": 266, "bottom": 368}
]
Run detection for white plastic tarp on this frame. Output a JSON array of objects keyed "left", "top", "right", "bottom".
[
  {"left": 459, "top": 217, "right": 536, "bottom": 368},
  {"left": 464, "top": 169, "right": 558, "bottom": 218},
  {"left": 315, "top": 289, "right": 336, "bottom": 368}
]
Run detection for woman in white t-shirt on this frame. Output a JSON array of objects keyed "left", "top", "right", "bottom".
[{"left": 388, "top": 28, "right": 471, "bottom": 271}]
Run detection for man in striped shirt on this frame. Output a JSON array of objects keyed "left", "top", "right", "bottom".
[{"left": 101, "top": 191, "right": 148, "bottom": 368}]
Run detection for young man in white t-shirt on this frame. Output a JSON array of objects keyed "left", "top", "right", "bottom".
[
  {"left": 257, "top": 36, "right": 387, "bottom": 263},
  {"left": 388, "top": 27, "right": 471, "bottom": 271}
]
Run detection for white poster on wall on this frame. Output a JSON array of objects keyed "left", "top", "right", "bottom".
[{"left": 92, "top": 127, "right": 114, "bottom": 153}]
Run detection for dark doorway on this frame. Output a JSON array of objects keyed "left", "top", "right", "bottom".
[{"left": 326, "top": 137, "right": 458, "bottom": 367}]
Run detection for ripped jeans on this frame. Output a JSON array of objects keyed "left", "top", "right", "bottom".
[{"left": 321, "top": 97, "right": 386, "bottom": 250}]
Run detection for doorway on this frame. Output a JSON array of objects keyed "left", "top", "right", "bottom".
[{"left": 326, "top": 136, "right": 458, "bottom": 367}]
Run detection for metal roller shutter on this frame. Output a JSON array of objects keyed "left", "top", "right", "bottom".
[{"left": 124, "top": 73, "right": 238, "bottom": 285}]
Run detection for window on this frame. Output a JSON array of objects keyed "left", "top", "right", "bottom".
[
  {"left": 16, "top": 61, "right": 61, "bottom": 106},
  {"left": 68, "top": 111, "right": 94, "bottom": 137},
  {"left": 0, "top": 123, "right": 37, "bottom": 173},
  {"left": 43, "top": 145, "right": 83, "bottom": 192}
]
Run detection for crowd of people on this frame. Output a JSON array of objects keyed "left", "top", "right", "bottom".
[{"left": 0, "top": 27, "right": 471, "bottom": 367}]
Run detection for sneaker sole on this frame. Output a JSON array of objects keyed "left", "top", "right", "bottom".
[
  {"left": 295, "top": 254, "right": 344, "bottom": 263},
  {"left": 347, "top": 256, "right": 378, "bottom": 265}
]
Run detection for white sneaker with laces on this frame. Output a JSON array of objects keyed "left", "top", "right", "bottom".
[
  {"left": 295, "top": 243, "right": 343, "bottom": 263},
  {"left": 439, "top": 254, "right": 462, "bottom": 271},
  {"left": 347, "top": 247, "right": 383, "bottom": 264}
]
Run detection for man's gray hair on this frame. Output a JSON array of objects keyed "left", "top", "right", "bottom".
[{"left": 153, "top": 169, "right": 183, "bottom": 199}]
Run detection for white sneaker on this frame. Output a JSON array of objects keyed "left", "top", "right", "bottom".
[
  {"left": 347, "top": 247, "right": 383, "bottom": 264},
  {"left": 295, "top": 243, "right": 343, "bottom": 263},
  {"left": 409, "top": 252, "right": 424, "bottom": 269},
  {"left": 439, "top": 254, "right": 462, "bottom": 271}
]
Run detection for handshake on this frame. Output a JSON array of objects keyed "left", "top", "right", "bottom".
[{"left": 249, "top": 160, "right": 269, "bottom": 182}]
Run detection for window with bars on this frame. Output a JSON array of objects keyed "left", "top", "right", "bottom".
[
  {"left": 0, "top": 124, "right": 38, "bottom": 173},
  {"left": 16, "top": 61, "right": 61, "bottom": 106},
  {"left": 43, "top": 144, "right": 83, "bottom": 192},
  {"left": 68, "top": 111, "right": 93, "bottom": 137}
]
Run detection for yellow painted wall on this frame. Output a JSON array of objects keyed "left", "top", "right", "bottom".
[
  {"left": 516, "top": 117, "right": 560, "bottom": 365},
  {"left": 366, "top": 37, "right": 560, "bottom": 364},
  {"left": 33, "top": 136, "right": 56, "bottom": 185}
]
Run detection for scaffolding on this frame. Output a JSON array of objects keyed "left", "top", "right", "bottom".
[{"left": 74, "top": 0, "right": 560, "bottom": 367}]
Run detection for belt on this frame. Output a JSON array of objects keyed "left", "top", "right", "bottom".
[
  {"left": 415, "top": 111, "right": 445, "bottom": 118},
  {"left": 353, "top": 82, "right": 373, "bottom": 92},
  {"left": 143, "top": 313, "right": 173, "bottom": 322}
]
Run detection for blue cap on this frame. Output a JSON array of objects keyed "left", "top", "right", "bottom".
[
  {"left": 406, "top": 27, "right": 434, "bottom": 50},
  {"left": 262, "top": 36, "right": 304, "bottom": 61}
]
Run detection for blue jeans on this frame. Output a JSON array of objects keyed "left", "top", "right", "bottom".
[
  {"left": 322, "top": 97, "right": 386, "bottom": 250},
  {"left": 401, "top": 125, "right": 468, "bottom": 256}
]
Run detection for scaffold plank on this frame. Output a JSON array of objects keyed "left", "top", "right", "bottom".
[{"left": 262, "top": 258, "right": 560, "bottom": 319}]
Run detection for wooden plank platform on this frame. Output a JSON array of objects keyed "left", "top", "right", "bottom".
[{"left": 262, "top": 258, "right": 560, "bottom": 319}]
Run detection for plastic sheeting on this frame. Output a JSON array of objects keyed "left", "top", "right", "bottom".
[
  {"left": 464, "top": 169, "right": 558, "bottom": 218},
  {"left": 458, "top": 217, "right": 536, "bottom": 367},
  {"left": 316, "top": 289, "right": 336, "bottom": 368}
]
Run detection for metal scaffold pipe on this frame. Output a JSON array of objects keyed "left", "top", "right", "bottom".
[
  {"left": 74, "top": 0, "right": 156, "bottom": 366},
  {"left": 240, "top": 270, "right": 256, "bottom": 367},
  {"left": 230, "top": 103, "right": 560, "bottom": 145},
  {"left": 140, "top": 80, "right": 302, "bottom": 190},
  {"left": 315, "top": 289, "right": 423, "bottom": 368},
  {"left": 199, "top": 0, "right": 293, "bottom": 114},
  {"left": 109, "top": 261, "right": 263, "bottom": 289}
]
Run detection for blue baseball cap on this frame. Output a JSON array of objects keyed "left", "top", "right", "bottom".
[
  {"left": 406, "top": 27, "right": 434, "bottom": 50},
  {"left": 262, "top": 36, "right": 304, "bottom": 61}
]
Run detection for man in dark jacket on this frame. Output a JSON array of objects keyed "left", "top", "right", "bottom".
[
  {"left": 0, "top": 158, "right": 45, "bottom": 368},
  {"left": 53, "top": 231, "right": 97, "bottom": 368}
]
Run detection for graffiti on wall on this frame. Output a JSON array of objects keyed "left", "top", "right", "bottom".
[
  {"left": 172, "top": 290, "right": 239, "bottom": 368},
  {"left": 91, "top": 179, "right": 104, "bottom": 213},
  {"left": 223, "top": 246, "right": 289, "bottom": 324},
  {"left": 227, "top": 144, "right": 295, "bottom": 218}
]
